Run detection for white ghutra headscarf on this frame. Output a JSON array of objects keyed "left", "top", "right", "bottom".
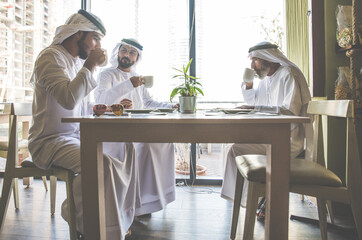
[
  {"left": 248, "top": 41, "right": 311, "bottom": 106},
  {"left": 51, "top": 10, "right": 106, "bottom": 45},
  {"left": 30, "top": 10, "right": 105, "bottom": 85},
  {"left": 109, "top": 38, "right": 143, "bottom": 70}
]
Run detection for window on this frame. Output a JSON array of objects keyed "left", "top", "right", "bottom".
[
  {"left": 195, "top": 0, "right": 284, "bottom": 103},
  {"left": 91, "top": 0, "right": 189, "bottom": 103},
  {"left": 0, "top": 0, "right": 80, "bottom": 102},
  {"left": 91, "top": 0, "right": 284, "bottom": 105},
  {"left": 0, "top": 0, "right": 284, "bottom": 104}
]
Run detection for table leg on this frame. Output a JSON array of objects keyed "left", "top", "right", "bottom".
[
  {"left": 264, "top": 124, "right": 290, "bottom": 240},
  {"left": 80, "top": 125, "right": 107, "bottom": 240}
]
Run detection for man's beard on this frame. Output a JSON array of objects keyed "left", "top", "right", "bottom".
[
  {"left": 255, "top": 61, "right": 269, "bottom": 79},
  {"left": 78, "top": 34, "right": 88, "bottom": 60},
  {"left": 118, "top": 57, "right": 135, "bottom": 69}
]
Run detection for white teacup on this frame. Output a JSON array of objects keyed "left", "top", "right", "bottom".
[
  {"left": 142, "top": 76, "right": 154, "bottom": 88},
  {"left": 242, "top": 68, "right": 256, "bottom": 83}
]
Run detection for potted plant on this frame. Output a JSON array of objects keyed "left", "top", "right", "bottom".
[
  {"left": 175, "top": 143, "right": 207, "bottom": 176},
  {"left": 170, "top": 58, "right": 204, "bottom": 113}
]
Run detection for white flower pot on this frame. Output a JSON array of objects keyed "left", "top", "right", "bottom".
[{"left": 179, "top": 96, "right": 196, "bottom": 113}]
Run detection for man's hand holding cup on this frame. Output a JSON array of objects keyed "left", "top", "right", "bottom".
[{"left": 242, "top": 68, "right": 256, "bottom": 89}]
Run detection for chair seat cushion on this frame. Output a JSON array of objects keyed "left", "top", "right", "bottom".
[
  {"left": 235, "top": 154, "right": 343, "bottom": 187},
  {"left": 21, "top": 157, "right": 36, "bottom": 168},
  {"left": 21, "top": 157, "right": 75, "bottom": 176}
]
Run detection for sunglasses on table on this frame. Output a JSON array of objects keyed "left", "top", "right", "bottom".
[{"left": 93, "top": 104, "right": 124, "bottom": 116}]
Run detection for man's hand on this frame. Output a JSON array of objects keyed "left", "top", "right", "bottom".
[
  {"left": 120, "top": 98, "right": 133, "bottom": 109},
  {"left": 130, "top": 76, "right": 143, "bottom": 88},
  {"left": 84, "top": 48, "right": 107, "bottom": 73},
  {"left": 244, "top": 81, "right": 253, "bottom": 90},
  {"left": 172, "top": 104, "right": 179, "bottom": 110}
]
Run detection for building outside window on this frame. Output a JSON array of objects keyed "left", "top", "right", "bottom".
[{"left": 0, "top": 0, "right": 79, "bottom": 102}]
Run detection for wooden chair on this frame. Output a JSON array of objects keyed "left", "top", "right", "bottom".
[
  {"left": 0, "top": 103, "right": 48, "bottom": 208},
  {"left": 230, "top": 100, "right": 362, "bottom": 240},
  {"left": 0, "top": 102, "right": 77, "bottom": 240}
]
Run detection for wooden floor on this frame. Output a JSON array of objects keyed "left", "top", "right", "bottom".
[{"left": 0, "top": 179, "right": 358, "bottom": 240}]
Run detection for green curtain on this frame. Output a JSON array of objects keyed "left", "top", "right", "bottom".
[{"left": 286, "top": 0, "right": 310, "bottom": 84}]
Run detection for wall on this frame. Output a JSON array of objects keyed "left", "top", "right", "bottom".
[
  {"left": 324, "top": 0, "right": 351, "bottom": 180},
  {"left": 324, "top": 0, "right": 362, "bottom": 215}
]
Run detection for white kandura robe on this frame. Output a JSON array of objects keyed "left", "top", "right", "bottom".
[
  {"left": 28, "top": 45, "right": 140, "bottom": 240},
  {"left": 95, "top": 67, "right": 176, "bottom": 216},
  {"left": 221, "top": 66, "right": 308, "bottom": 203}
]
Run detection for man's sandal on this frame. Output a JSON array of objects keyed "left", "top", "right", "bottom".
[{"left": 125, "top": 229, "right": 132, "bottom": 238}]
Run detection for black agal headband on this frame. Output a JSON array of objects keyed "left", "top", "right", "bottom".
[
  {"left": 121, "top": 38, "right": 143, "bottom": 51},
  {"left": 78, "top": 9, "right": 106, "bottom": 35},
  {"left": 248, "top": 43, "right": 278, "bottom": 53}
]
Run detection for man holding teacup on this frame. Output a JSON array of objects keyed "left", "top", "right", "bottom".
[
  {"left": 95, "top": 38, "right": 177, "bottom": 218},
  {"left": 28, "top": 11, "right": 137, "bottom": 239},
  {"left": 221, "top": 41, "right": 312, "bottom": 220}
]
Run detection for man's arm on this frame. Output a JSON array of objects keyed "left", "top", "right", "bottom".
[
  {"left": 94, "top": 70, "right": 135, "bottom": 105},
  {"left": 36, "top": 50, "right": 97, "bottom": 110},
  {"left": 241, "top": 82, "right": 257, "bottom": 105},
  {"left": 142, "top": 88, "right": 173, "bottom": 109}
]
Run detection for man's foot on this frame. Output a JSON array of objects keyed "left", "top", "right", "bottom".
[
  {"left": 77, "top": 231, "right": 84, "bottom": 240},
  {"left": 256, "top": 197, "right": 266, "bottom": 221},
  {"left": 125, "top": 229, "right": 131, "bottom": 238}
]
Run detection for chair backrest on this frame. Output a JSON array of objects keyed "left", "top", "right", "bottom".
[
  {"left": 307, "top": 100, "right": 361, "bottom": 189},
  {"left": 0, "top": 102, "right": 32, "bottom": 115},
  {"left": 0, "top": 103, "right": 13, "bottom": 117},
  {"left": 13, "top": 102, "right": 32, "bottom": 117},
  {"left": 0, "top": 103, "right": 32, "bottom": 170}
]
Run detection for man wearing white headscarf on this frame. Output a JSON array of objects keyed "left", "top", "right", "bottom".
[
  {"left": 95, "top": 38, "right": 177, "bottom": 217},
  {"left": 28, "top": 10, "right": 139, "bottom": 239},
  {"left": 221, "top": 42, "right": 312, "bottom": 218}
]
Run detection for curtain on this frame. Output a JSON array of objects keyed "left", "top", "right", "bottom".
[{"left": 286, "top": 0, "right": 310, "bottom": 84}]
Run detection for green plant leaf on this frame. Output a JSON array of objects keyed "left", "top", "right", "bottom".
[
  {"left": 172, "top": 74, "right": 183, "bottom": 79},
  {"left": 195, "top": 87, "right": 204, "bottom": 96},
  {"left": 170, "top": 87, "right": 181, "bottom": 101},
  {"left": 170, "top": 58, "right": 203, "bottom": 100},
  {"left": 188, "top": 75, "right": 199, "bottom": 80},
  {"left": 172, "top": 68, "right": 183, "bottom": 73},
  {"left": 185, "top": 58, "right": 192, "bottom": 73}
]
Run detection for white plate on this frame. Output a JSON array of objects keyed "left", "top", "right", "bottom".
[
  {"left": 221, "top": 109, "right": 253, "bottom": 114},
  {"left": 156, "top": 108, "right": 176, "bottom": 113}
]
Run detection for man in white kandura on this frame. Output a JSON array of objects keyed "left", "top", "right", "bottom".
[
  {"left": 95, "top": 38, "right": 178, "bottom": 217},
  {"left": 221, "top": 41, "right": 312, "bottom": 220},
  {"left": 28, "top": 11, "right": 138, "bottom": 239}
]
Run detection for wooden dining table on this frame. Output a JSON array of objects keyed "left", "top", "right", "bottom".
[{"left": 62, "top": 110, "right": 310, "bottom": 240}]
